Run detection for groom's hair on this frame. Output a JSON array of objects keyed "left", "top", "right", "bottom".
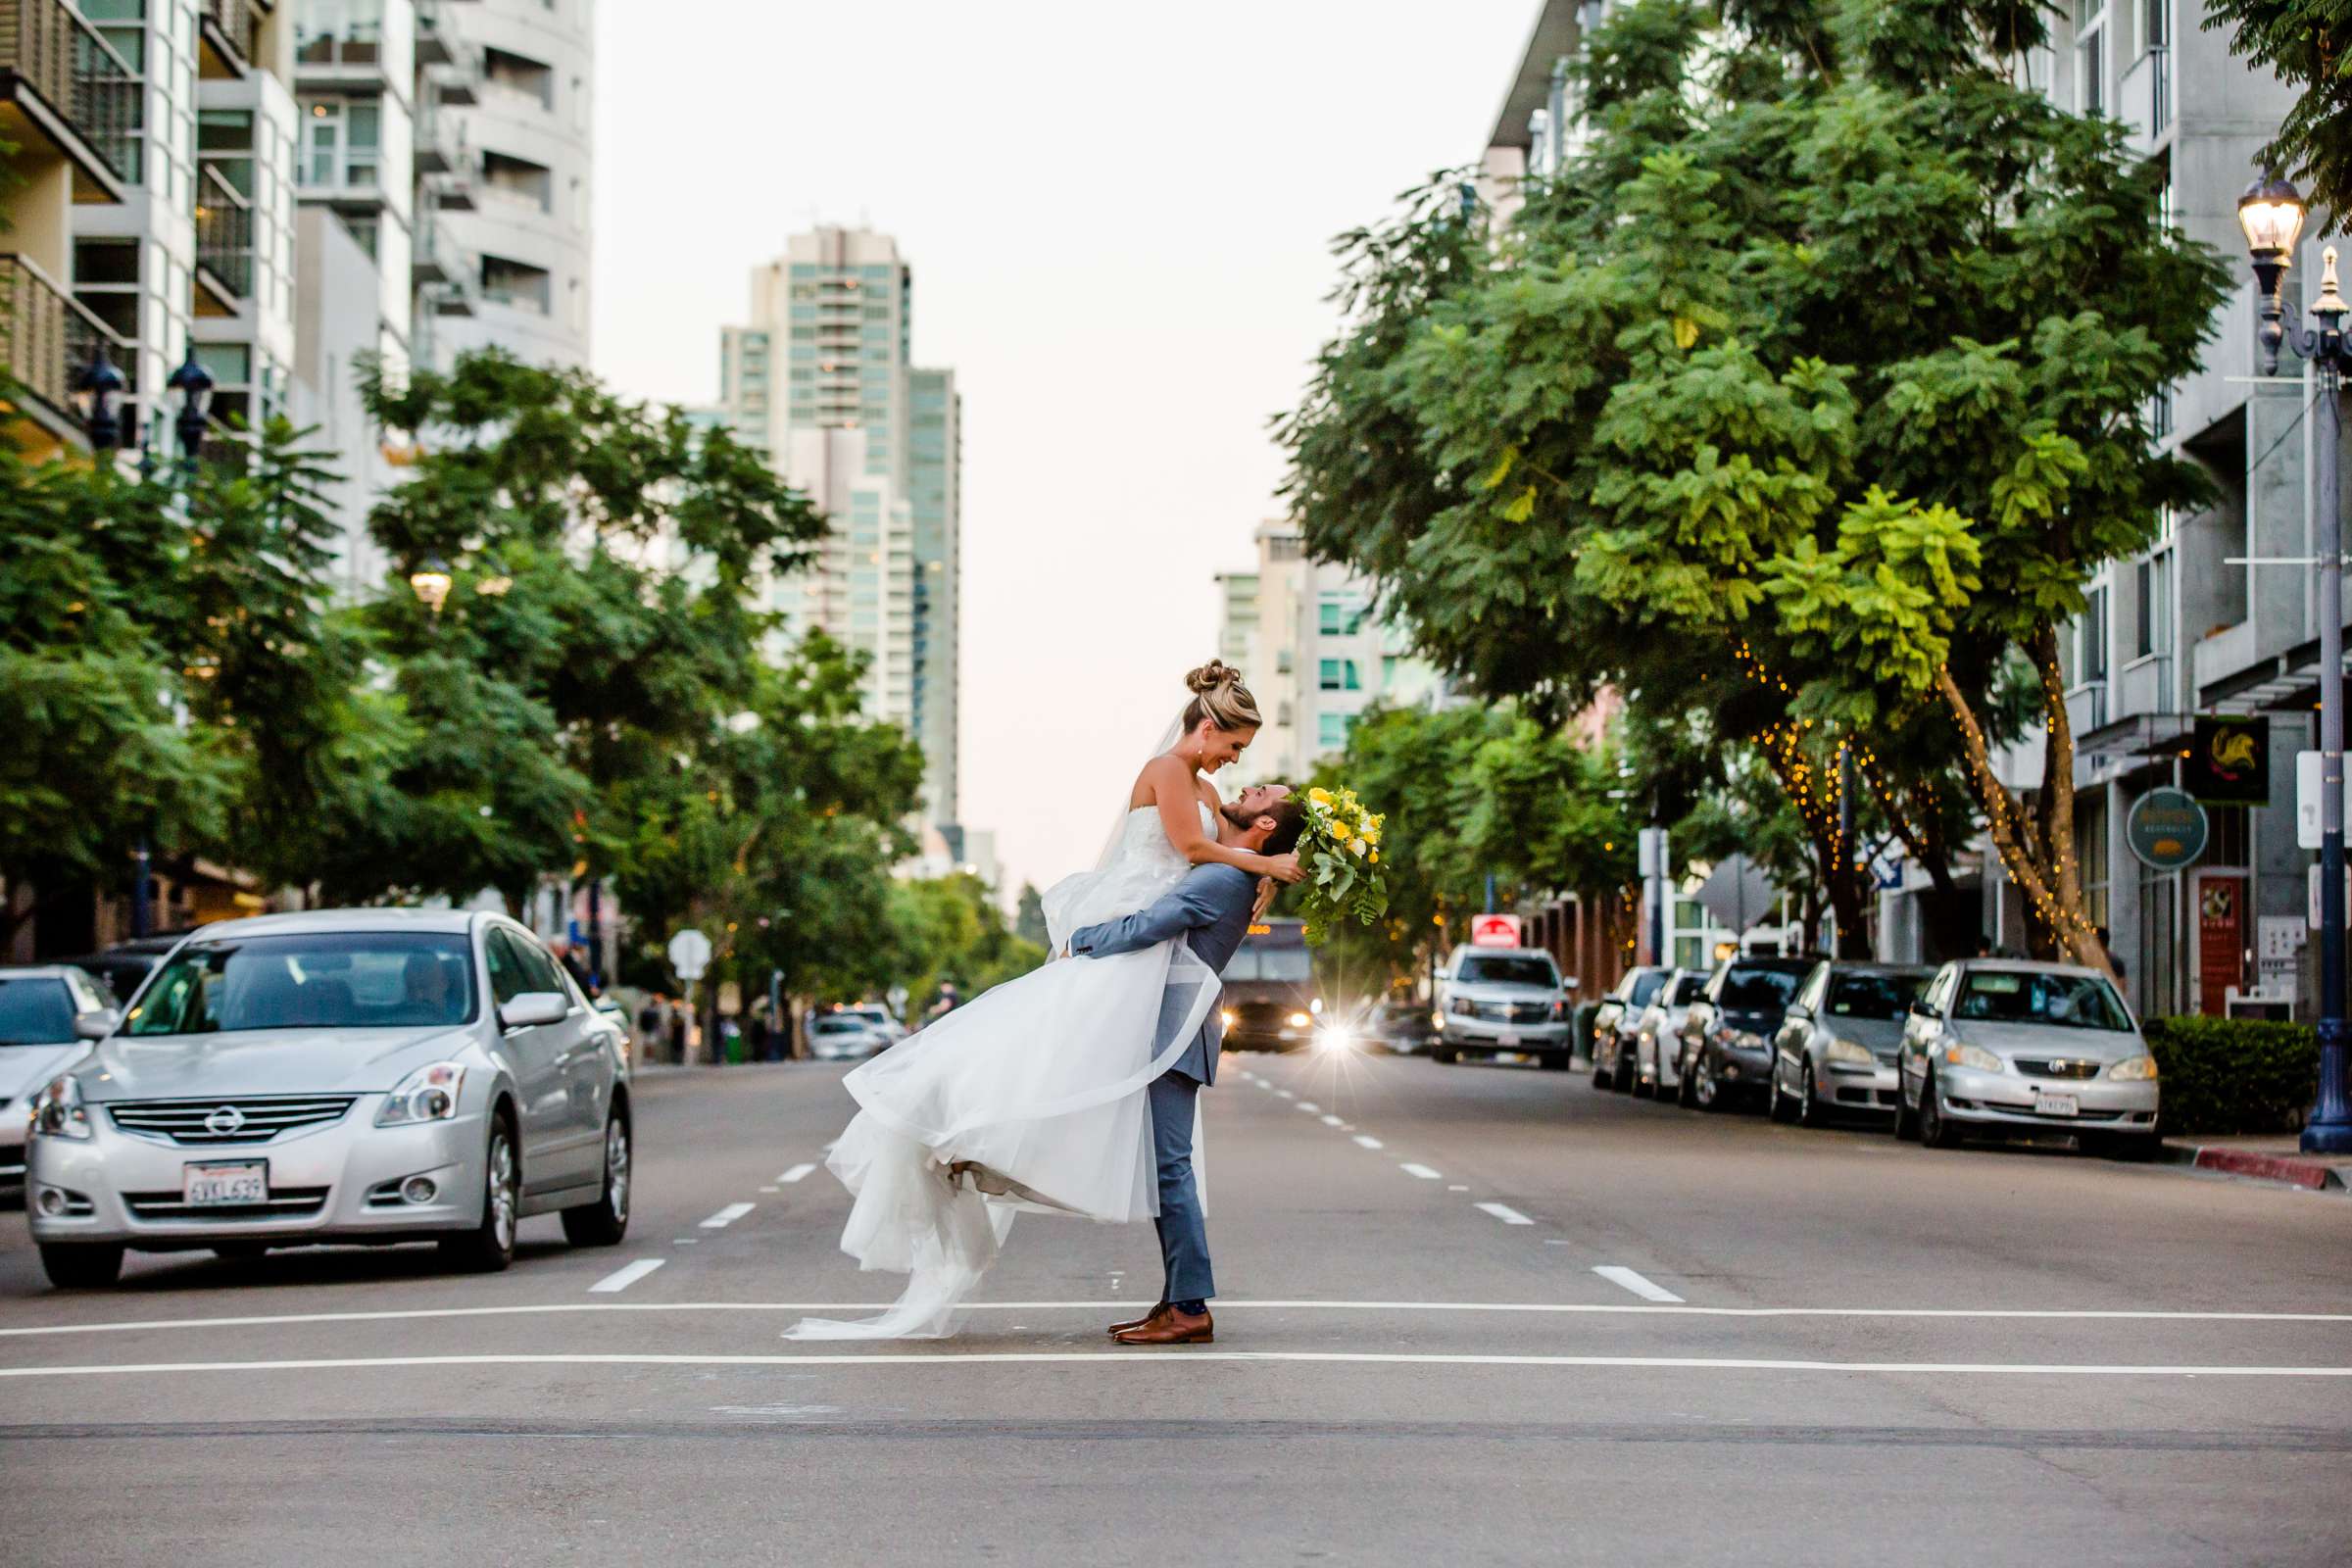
[{"left": 1259, "top": 794, "right": 1307, "bottom": 857}]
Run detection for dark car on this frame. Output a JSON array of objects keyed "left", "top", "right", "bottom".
[
  {"left": 52, "top": 931, "right": 201, "bottom": 1010},
  {"left": 1675, "top": 956, "right": 1820, "bottom": 1111},
  {"left": 1590, "top": 966, "right": 1670, "bottom": 1090}
]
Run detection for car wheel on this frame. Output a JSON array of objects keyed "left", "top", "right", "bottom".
[
  {"left": 1613, "top": 1045, "right": 1638, "bottom": 1092},
  {"left": 1540, "top": 1053, "right": 1572, "bottom": 1072},
  {"left": 1919, "top": 1071, "right": 1964, "bottom": 1150},
  {"left": 1768, "top": 1062, "right": 1797, "bottom": 1123},
  {"left": 1694, "top": 1055, "right": 1724, "bottom": 1112},
  {"left": 442, "top": 1116, "right": 519, "bottom": 1274},
  {"left": 1894, "top": 1076, "right": 1921, "bottom": 1140},
  {"left": 38, "top": 1242, "right": 123, "bottom": 1290},
  {"left": 1434, "top": 1047, "right": 1458, "bottom": 1064},
  {"left": 563, "top": 1111, "right": 632, "bottom": 1248},
  {"left": 2087, "top": 1131, "right": 2158, "bottom": 1162},
  {"left": 1676, "top": 1056, "right": 1698, "bottom": 1108},
  {"left": 1590, "top": 1056, "right": 1611, "bottom": 1088}
]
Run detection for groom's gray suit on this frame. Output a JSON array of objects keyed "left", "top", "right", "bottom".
[{"left": 1068, "top": 861, "right": 1256, "bottom": 1305}]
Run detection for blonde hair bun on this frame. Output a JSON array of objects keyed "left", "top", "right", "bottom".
[
  {"left": 1185, "top": 660, "right": 1242, "bottom": 696},
  {"left": 1181, "top": 660, "right": 1262, "bottom": 732}
]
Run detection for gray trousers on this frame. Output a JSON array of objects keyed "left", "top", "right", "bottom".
[{"left": 1148, "top": 1069, "right": 1214, "bottom": 1303}]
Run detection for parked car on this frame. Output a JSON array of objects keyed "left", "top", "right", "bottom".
[
  {"left": 1367, "top": 999, "right": 1436, "bottom": 1055},
  {"left": 808, "top": 1014, "right": 891, "bottom": 1061},
  {"left": 1431, "top": 947, "right": 1573, "bottom": 1067},
  {"left": 24, "top": 908, "right": 633, "bottom": 1289},
  {"left": 1, "top": 966, "right": 122, "bottom": 1201},
  {"left": 1591, "top": 966, "right": 1671, "bottom": 1089},
  {"left": 1675, "top": 955, "right": 1819, "bottom": 1111},
  {"left": 52, "top": 932, "right": 198, "bottom": 1012},
  {"left": 1767, "top": 961, "right": 1935, "bottom": 1126},
  {"left": 840, "top": 1004, "right": 908, "bottom": 1043},
  {"left": 1894, "top": 959, "right": 2159, "bottom": 1156},
  {"left": 1631, "top": 969, "right": 1709, "bottom": 1100}
]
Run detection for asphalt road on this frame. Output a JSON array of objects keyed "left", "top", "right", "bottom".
[{"left": 2, "top": 1048, "right": 2348, "bottom": 1567}]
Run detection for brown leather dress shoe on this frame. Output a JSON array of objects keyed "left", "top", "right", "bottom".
[
  {"left": 1112, "top": 1306, "right": 1212, "bottom": 1345},
  {"left": 1108, "top": 1303, "right": 1170, "bottom": 1338}
]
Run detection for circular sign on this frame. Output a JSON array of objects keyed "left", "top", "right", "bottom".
[
  {"left": 666, "top": 927, "right": 714, "bottom": 982},
  {"left": 2127, "top": 787, "right": 2209, "bottom": 871}
]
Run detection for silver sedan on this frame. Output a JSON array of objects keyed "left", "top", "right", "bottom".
[
  {"left": 24, "top": 908, "right": 633, "bottom": 1288},
  {"left": 1768, "top": 961, "right": 1934, "bottom": 1127}
]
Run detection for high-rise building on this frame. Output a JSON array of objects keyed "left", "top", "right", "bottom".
[{"left": 719, "top": 226, "right": 962, "bottom": 836}]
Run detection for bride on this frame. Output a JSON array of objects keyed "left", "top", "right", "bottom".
[{"left": 786, "top": 662, "right": 1302, "bottom": 1340}]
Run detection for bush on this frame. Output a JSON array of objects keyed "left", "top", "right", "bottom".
[{"left": 2141, "top": 1016, "right": 2321, "bottom": 1137}]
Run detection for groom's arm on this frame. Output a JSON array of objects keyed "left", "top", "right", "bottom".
[{"left": 1069, "top": 865, "right": 1251, "bottom": 958}]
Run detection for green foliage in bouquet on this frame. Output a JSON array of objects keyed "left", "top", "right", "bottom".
[{"left": 1296, "top": 785, "right": 1390, "bottom": 944}]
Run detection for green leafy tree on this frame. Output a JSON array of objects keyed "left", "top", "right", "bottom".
[
  {"left": 1014, "top": 882, "right": 1049, "bottom": 949},
  {"left": 2204, "top": 0, "right": 2352, "bottom": 222}
]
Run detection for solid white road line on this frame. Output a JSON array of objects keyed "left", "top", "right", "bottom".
[
  {"left": 1399, "top": 1163, "right": 1442, "bottom": 1179},
  {"left": 1353, "top": 1135, "right": 1385, "bottom": 1150},
  {"left": 1476, "top": 1202, "right": 1536, "bottom": 1226},
  {"left": 6, "top": 1353, "right": 2346, "bottom": 1381},
  {"left": 1320, "top": 1114, "right": 1345, "bottom": 1126},
  {"left": 700, "top": 1202, "right": 756, "bottom": 1229},
  {"left": 8, "top": 1300, "right": 2350, "bottom": 1339},
  {"left": 587, "top": 1259, "right": 665, "bottom": 1295},
  {"left": 777, "top": 1164, "right": 817, "bottom": 1184},
  {"left": 1594, "top": 1266, "right": 1684, "bottom": 1304}
]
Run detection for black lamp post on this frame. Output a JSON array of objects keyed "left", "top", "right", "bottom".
[
  {"left": 166, "top": 347, "right": 214, "bottom": 471},
  {"left": 2237, "top": 171, "right": 2352, "bottom": 1155},
  {"left": 69, "top": 340, "right": 126, "bottom": 452},
  {"left": 409, "top": 555, "right": 455, "bottom": 621}
]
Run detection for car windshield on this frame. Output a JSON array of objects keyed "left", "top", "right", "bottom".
[
  {"left": 1954, "top": 971, "right": 2133, "bottom": 1032},
  {"left": 1719, "top": 965, "right": 1806, "bottom": 1009},
  {"left": 126, "top": 933, "right": 477, "bottom": 1035},
  {"left": 0, "top": 978, "right": 76, "bottom": 1045},
  {"left": 813, "top": 1019, "right": 865, "bottom": 1035},
  {"left": 1458, "top": 955, "right": 1557, "bottom": 988},
  {"left": 1668, "top": 975, "right": 1708, "bottom": 1005},
  {"left": 1230, "top": 946, "right": 1314, "bottom": 983},
  {"left": 1628, "top": 970, "right": 1666, "bottom": 1006},
  {"left": 1827, "top": 971, "right": 1932, "bottom": 1020}
]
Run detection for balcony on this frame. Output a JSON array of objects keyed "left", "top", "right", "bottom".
[
  {"left": 294, "top": 21, "right": 394, "bottom": 92},
  {"left": 415, "top": 0, "right": 457, "bottom": 68},
  {"left": 2118, "top": 46, "right": 2172, "bottom": 157},
  {"left": 193, "top": 162, "right": 253, "bottom": 314},
  {"left": 412, "top": 216, "right": 476, "bottom": 304},
  {"left": 0, "top": 251, "right": 133, "bottom": 452},
  {"left": 0, "top": 0, "right": 135, "bottom": 200},
  {"left": 199, "top": 0, "right": 262, "bottom": 80}
]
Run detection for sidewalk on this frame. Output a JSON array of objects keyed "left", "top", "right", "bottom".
[{"left": 2157, "top": 1133, "right": 2351, "bottom": 1194}]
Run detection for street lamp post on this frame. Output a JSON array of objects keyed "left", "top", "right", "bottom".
[
  {"left": 69, "top": 341, "right": 126, "bottom": 453},
  {"left": 166, "top": 348, "right": 215, "bottom": 473},
  {"left": 2238, "top": 172, "right": 2352, "bottom": 1155},
  {"left": 409, "top": 555, "right": 455, "bottom": 621}
]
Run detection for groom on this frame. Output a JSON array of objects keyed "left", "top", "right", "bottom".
[{"left": 1067, "top": 783, "right": 1307, "bottom": 1346}]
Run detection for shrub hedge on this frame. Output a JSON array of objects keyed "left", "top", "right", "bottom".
[{"left": 2141, "top": 1015, "right": 2321, "bottom": 1137}]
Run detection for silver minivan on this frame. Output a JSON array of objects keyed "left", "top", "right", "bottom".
[{"left": 24, "top": 908, "right": 633, "bottom": 1287}]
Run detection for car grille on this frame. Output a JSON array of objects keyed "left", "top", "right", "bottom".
[
  {"left": 1475, "top": 1002, "right": 1553, "bottom": 1023},
  {"left": 122, "top": 1186, "right": 331, "bottom": 1221},
  {"left": 108, "top": 1097, "right": 359, "bottom": 1146},
  {"left": 2013, "top": 1059, "right": 2103, "bottom": 1080}
]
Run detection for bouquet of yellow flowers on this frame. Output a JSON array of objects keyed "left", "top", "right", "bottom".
[{"left": 1295, "top": 785, "right": 1390, "bottom": 944}]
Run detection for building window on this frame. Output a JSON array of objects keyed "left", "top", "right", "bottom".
[
  {"left": 2076, "top": 2, "right": 2107, "bottom": 116},
  {"left": 1319, "top": 659, "right": 1361, "bottom": 692},
  {"left": 300, "top": 99, "right": 379, "bottom": 189},
  {"left": 1319, "top": 595, "right": 1366, "bottom": 636},
  {"left": 2134, "top": 550, "right": 2173, "bottom": 662},
  {"left": 2077, "top": 585, "right": 2108, "bottom": 681},
  {"left": 481, "top": 255, "right": 552, "bottom": 316},
  {"left": 1318, "top": 711, "right": 1355, "bottom": 752},
  {"left": 2076, "top": 796, "right": 2110, "bottom": 928}
]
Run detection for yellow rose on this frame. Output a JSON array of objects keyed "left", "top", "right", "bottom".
[
  {"left": 1359, "top": 823, "right": 1381, "bottom": 846},
  {"left": 1331, "top": 821, "right": 1352, "bottom": 843},
  {"left": 1309, "top": 788, "right": 1334, "bottom": 806}
]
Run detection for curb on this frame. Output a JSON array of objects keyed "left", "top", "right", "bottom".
[{"left": 2157, "top": 1141, "right": 2348, "bottom": 1193}]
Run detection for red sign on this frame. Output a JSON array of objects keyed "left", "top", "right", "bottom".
[
  {"left": 1471, "top": 913, "right": 1524, "bottom": 949},
  {"left": 2197, "top": 872, "right": 2245, "bottom": 1016}
]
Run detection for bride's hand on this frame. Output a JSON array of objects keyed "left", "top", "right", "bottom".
[{"left": 1263, "top": 852, "right": 1304, "bottom": 885}]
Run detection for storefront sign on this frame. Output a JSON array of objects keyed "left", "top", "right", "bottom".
[
  {"left": 2196, "top": 872, "right": 2246, "bottom": 1016},
  {"left": 2186, "top": 715, "right": 2270, "bottom": 805},
  {"left": 2126, "top": 788, "right": 2209, "bottom": 871}
]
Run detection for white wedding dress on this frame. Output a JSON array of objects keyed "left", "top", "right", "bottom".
[{"left": 786, "top": 802, "right": 1223, "bottom": 1339}]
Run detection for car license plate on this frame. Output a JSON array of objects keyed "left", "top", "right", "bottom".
[
  {"left": 183, "top": 1160, "right": 268, "bottom": 1207},
  {"left": 2034, "top": 1093, "right": 2080, "bottom": 1118},
  {"left": 1495, "top": 1031, "right": 1520, "bottom": 1048}
]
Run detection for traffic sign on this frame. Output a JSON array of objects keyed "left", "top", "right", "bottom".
[
  {"left": 667, "top": 928, "right": 713, "bottom": 981},
  {"left": 1470, "top": 913, "right": 1523, "bottom": 948}
]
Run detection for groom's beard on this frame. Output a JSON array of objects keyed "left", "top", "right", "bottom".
[{"left": 1215, "top": 803, "right": 1255, "bottom": 844}]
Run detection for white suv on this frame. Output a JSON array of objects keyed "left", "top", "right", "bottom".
[{"left": 1431, "top": 947, "right": 1572, "bottom": 1068}]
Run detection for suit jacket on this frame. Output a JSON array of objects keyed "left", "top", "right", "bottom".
[{"left": 1068, "top": 861, "right": 1257, "bottom": 1087}]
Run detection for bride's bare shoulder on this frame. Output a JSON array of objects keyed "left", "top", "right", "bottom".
[{"left": 1128, "top": 752, "right": 1188, "bottom": 810}]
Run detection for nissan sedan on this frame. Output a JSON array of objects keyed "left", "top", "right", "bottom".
[{"left": 24, "top": 909, "right": 633, "bottom": 1288}]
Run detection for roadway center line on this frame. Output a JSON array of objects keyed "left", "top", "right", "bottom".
[
  {"left": 1476, "top": 1202, "right": 1536, "bottom": 1226},
  {"left": 1353, "top": 1135, "right": 1385, "bottom": 1150},
  {"left": 700, "top": 1203, "right": 756, "bottom": 1229},
  {"left": 1594, "top": 1266, "right": 1684, "bottom": 1304},
  {"left": 7, "top": 1300, "right": 2348, "bottom": 1339},
  {"left": 6, "top": 1353, "right": 2346, "bottom": 1381},
  {"left": 587, "top": 1259, "right": 665, "bottom": 1295},
  {"left": 777, "top": 1164, "right": 817, "bottom": 1184},
  {"left": 1399, "top": 1163, "right": 1442, "bottom": 1179}
]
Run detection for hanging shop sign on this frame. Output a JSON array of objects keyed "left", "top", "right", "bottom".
[{"left": 2126, "top": 787, "right": 2209, "bottom": 871}]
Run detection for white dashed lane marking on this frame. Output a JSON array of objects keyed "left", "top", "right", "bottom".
[
  {"left": 588, "top": 1259, "right": 665, "bottom": 1295},
  {"left": 1353, "top": 1135, "right": 1385, "bottom": 1150},
  {"left": 777, "top": 1164, "right": 817, "bottom": 1184},
  {"left": 1297, "top": 1102, "right": 1321, "bottom": 1112},
  {"left": 1320, "top": 1114, "right": 1345, "bottom": 1126},
  {"left": 1399, "top": 1163, "right": 1441, "bottom": 1179},
  {"left": 700, "top": 1203, "right": 756, "bottom": 1229},
  {"left": 1476, "top": 1202, "right": 1535, "bottom": 1226},
  {"left": 1275, "top": 1090, "right": 1295, "bottom": 1100},
  {"left": 1594, "top": 1266, "right": 1684, "bottom": 1303}
]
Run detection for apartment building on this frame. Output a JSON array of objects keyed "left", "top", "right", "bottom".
[{"left": 717, "top": 226, "right": 964, "bottom": 838}]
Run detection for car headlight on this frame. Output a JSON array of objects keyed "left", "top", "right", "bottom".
[
  {"left": 1309, "top": 997, "right": 1324, "bottom": 1015},
  {"left": 377, "top": 1060, "right": 466, "bottom": 1126},
  {"left": 1286, "top": 1011, "right": 1312, "bottom": 1029},
  {"left": 2108, "top": 1054, "right": 2159, "bottom": 1082},
  {"left": 1940, "top": 1043, "right": 2004, "bottom": 1073},
  {"left": 1316, "top": 1027, "right": 1352, "bottom": 1054},
  {"left": 1824, "top": 1038, "right": 1876, "bottom": 1067},
  {"left": 28, "top": 1075, "right": 91, "bottom": 1141},
  {"left": 1219, "top": 1008, "right": 1238, "bottom": 1030},
  {"left": 1431, "top": 1011, "right": 1446, "bottom": 1031}
]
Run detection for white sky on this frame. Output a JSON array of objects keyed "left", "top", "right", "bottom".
[{"left": 591, "top": 0, "right": 1536, "bottom": 896}]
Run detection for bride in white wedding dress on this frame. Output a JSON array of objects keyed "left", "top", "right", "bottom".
[{"left": 786, "top": 662, "right": 1303, "bottom": 1340}]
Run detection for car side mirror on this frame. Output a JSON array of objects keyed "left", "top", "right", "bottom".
[
  {"left": 499, "top": 991, "right": 570, "bottom": 1030},
  {"left": 74, "top": 1008, "right": 121, "bottom": 1040}
]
